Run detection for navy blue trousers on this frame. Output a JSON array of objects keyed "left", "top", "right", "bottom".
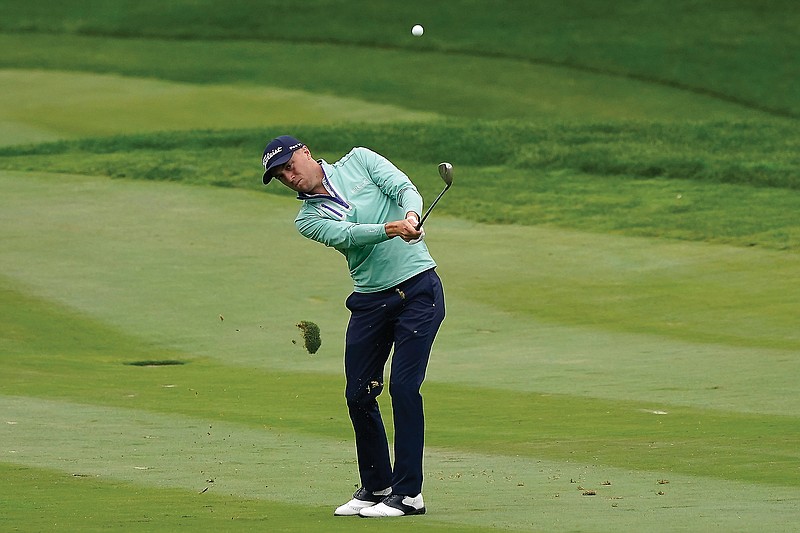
[{"left": 344, "top": 268, "right": 445, "bottom": 496}]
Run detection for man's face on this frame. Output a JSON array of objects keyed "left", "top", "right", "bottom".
[{"left": 273, "top": 147, "right": 324, "bottom": 194}]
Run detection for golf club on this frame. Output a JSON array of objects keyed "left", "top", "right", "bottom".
[{"left": 416, "top": 162, "right": 453, "bottom": 230}]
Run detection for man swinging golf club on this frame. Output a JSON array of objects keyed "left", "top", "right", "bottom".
[{"left": 261, "top": 135, "right": 450, "bottom": 517}]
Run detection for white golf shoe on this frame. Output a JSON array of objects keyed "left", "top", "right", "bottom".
[
  {"left": 359, "top": 493, "right": 426, "bottom": 517},
  {"left": 333, "top": 487, "right": 391, "bottom": 516}
]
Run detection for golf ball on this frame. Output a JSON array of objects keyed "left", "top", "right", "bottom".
[{"left": 412, "top": 24, "right": 424, "bottom": 37}]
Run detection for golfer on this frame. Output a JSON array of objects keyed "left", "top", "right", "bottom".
[{"left": 261, "top": 135, "right": 446, "bottom": 517}]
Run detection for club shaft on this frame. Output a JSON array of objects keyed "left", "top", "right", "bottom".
[{"left": 416, "top": 185, "right": 450, "bottom": 230}]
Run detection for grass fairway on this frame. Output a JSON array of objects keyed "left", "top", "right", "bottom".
[
  {"left": 0, "top": 69, "right": 438, "bottom": 146},
  {"left": 2, "top": 172, "right": 799, "bottom": 531},
  {"left": 2, "top": 0, "right": 800, "bottom": 530}
]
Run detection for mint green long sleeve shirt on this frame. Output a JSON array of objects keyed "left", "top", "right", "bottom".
[{"left": 294, "top": 147, "right": 437, "bottom": 293}]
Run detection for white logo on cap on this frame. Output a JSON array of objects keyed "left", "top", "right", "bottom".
[{"left": 263, "top": 147, "right": 283, "bottom": 168}]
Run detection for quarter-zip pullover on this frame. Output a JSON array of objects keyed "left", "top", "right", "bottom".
[{"left": 294, "top": 147, "right": 437, "bottom": 292}]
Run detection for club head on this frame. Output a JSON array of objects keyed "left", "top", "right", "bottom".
[{"left": 438, "top": 162, "right": 454, "bottom": 187}]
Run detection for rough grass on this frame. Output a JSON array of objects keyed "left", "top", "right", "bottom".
[
  {"left": 0, "top": 32, "right": 775, "bottom": 130},
  {"left": 2, "top": 121, "right": 799, "bottom": 251},
  {"left": 4, "top": 121, "right": 797, "bottom": 189},
  {"left": 1, "top": 0, "right": 798, "bottom": 117}
]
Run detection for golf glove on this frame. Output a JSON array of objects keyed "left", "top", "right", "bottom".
[{"left": 408, "top": 227, "right": 425, "bottom": 245}]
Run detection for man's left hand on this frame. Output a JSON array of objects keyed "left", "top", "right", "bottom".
[{"left": 385, "top": 213, "right": 423, "bottom": 242}]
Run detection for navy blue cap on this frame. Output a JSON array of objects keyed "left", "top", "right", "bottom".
[{"left": 262, "top": 135, "right": 304, "bottom": 184}]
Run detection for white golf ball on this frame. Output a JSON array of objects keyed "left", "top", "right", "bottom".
[{"left": 412, "top": 24, "right": 424, "bottom": 37}]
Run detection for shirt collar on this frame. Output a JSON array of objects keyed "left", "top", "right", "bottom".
[
  {"left": 297, "top": 159, "right": 334, "bottom": 200},
  {"left": 297, "top": 160, "right": 350, "bottom": 210}
]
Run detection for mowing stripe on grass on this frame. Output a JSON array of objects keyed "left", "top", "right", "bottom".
[
  {"left": 2, "top": 273, "right": 799, "bottom": 489},
  {"left": 3, "top": 343, "right": 798, "bottom": 488},
  {"left": 2, "top": 171, "right": 799, "bottom": 415},
  {"left": 3, "top": 396, "right": 799, "bottom": 532},
  {"left": 1, "top": 465, "right": 498, "bottom": 533},
  {"left": 0, "top": 69, "right": 439, "bottom": 147},
  {"left": 2, "top": 267, "right": 799, "bottom": 489}
]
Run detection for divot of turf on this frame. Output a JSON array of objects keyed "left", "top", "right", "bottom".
[{"left": 296, "top": 321, "right": 322, "bottom": 354}]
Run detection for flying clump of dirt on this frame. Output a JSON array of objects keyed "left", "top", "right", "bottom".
[{"left": 296, "top": 321, "right": 322, "bottom": 354}]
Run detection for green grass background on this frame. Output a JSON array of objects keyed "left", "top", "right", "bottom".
[{"left": 1, "top": 1, "right": 799, "bottom": 531}]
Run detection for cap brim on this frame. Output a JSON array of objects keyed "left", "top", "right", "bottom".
[{"left": 261, "top": 151, "right": 294, "bottom": 185}]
